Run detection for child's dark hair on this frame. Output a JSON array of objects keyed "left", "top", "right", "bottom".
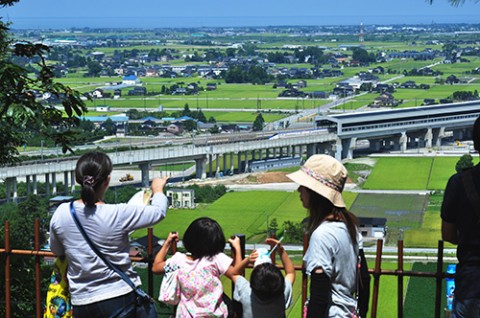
[
  {"left": 183, "top": 217, "right": 226, "bottom": 259},
  {"left": 250, "top": 263, "right": 285, "bottom": 301},
  {"left": 75, "top": 151, "right": 112, "bottom": 207}
]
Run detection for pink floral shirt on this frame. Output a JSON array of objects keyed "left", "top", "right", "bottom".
[{"left": 170, "top": 252, "right": 233, "bottom": 318}]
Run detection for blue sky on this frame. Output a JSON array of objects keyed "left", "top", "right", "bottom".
[{"left": 2, "top": 0, "right": 480, "bottom": 28}]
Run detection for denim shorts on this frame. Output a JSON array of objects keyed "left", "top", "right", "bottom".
[
  {"left": 453, "top": 298, "right": 480, "bottom": 318},
  {"left": 73, "top": 291, "right": 137, "bottom": 318}
]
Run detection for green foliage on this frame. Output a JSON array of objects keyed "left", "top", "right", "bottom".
[
  {"left": 404, "top": 263, "right": 448, "bottom": 317},
  {"left": 104, "top": 185, "right": 138, "bottom": 203},
  {"left": 252, "top": 113, "right": 265, "bottom": 131},
  {"left": 455, "top": 154, "right": 474, "bottom": 172},
  {"left": 0, "top": 195, "right": 51, "bottom": 318},
  {"left": 282, "top": 220, "right": 305, "bottom": 243},
  {"left": 185, "top": 184, "right": 227, "bottom": 203},
  {"left": 0, "top": 4, "right": 87, "bottom": 166}
]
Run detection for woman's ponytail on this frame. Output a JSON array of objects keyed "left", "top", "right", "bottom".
[{"left": 75, "top": 152, "right": 112, "bottom": 207}]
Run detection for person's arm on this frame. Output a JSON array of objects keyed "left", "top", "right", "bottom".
[
  {"left": 225, "top": 236, "right": 258, "bottom": 282},
  {"left": 152, "top": 231, "right": 179, "bottom": 274},
  {"left": 442, "top": 220, "right": 459, "bottom": 245},
  {"left": 266, "top": 238, "right": 295, "bottom": 284}
]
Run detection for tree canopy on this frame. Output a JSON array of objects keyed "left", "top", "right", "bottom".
[{"left": 0, "top": 0, "right": 87, "bottom": 166}]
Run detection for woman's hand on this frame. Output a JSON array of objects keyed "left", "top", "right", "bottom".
[{"left": 151, "top": 177, "right": 168, "bottom": 194}]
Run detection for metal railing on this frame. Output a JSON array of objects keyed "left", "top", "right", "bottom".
[{"left": 1, "top": 220, "right": 454, "bottom": 318}]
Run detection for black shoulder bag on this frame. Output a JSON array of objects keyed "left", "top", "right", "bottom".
[{"left": 69, "top": 202, "right": 156, "bottom": 315}]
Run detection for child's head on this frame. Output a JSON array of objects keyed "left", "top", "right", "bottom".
[
  {"left": 183, "top": 217, "right": 226, "bottom": 259},
  {"left": 250, "top": 263, "right": 285, "bottom": 301}
]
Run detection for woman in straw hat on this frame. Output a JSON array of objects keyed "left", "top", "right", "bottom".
[{"left": 287, "top": 154, "right": 362, "bottom": 317}]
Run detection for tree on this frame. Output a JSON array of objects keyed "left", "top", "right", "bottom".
[
  {"left": 181, "top": 103, "right": 192, "bottom": 117},
  {"left": 268, "top": 218, "right": 279, "bottom": 236},
  {"left": 0, "top": 0, "right": 87, "bottom": 166},
  {"left": 252, "top": 113, "right": 265, "bottom": 131},
  {"left": 456, "top": 154, "right": 474, "bottom": 173},
  {"left": 86, "top": 60, "right": 102, "bottom": 77},
  {"left": 429, "top": 0, "right": 479, "bottom": 5},
  {"left": 282, "top": 220, "right": 305, "bottom": 243}
]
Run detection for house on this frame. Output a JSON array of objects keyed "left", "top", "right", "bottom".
[
  {"left": 372, "top": 92, "right": 400, "bottom": 107},
  {"left": 445, "top": 75, "right": 460, "bottom": 85},
  {"left": 358, "top": 217, "right": 386, "bottom": 239},
  {"left": 95, "top": 105, "right": 110, "bottom": 112},
  {"left": 166, "top": 188, "right": 195, "bottom": 208},
  {"left": 309, "top": 91, "right": 328, "bottom": 99},
  {"left": 130, "top": 235, "right": 162, "bottom": 258},
  {"left": 128, "top": 86, "right": 147, "bottom": 96},
  {"left": 166, "top": 123, "right": 184, "bottom": 135},
  {"left": 206, "top": 83, "right": 217, "bottom": 91},
  {"left": 122, "top": 75, "right": 141, "bottom": 86}
]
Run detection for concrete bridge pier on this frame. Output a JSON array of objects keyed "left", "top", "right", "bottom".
[
  {"left": 63, "top": 172, "right": 69, "bottom": 194},
  {"left": 237, "top": 152, "right": 242, "bottom": 172},
  {"left": 195, "top": 156, "right": 207, "bottom": 179},
  {"left": 425, "top": 128, "right": 433, "bottom": 149},
  {"left": 433, "top": 127, "right": 446, "bottom": 148},
  {"left": 5, "top": 177, "right": 17, "bottom": 203},
  {"left": 45, "top": 173, "right": 50, "bottom": 197},
  {"left": 244, "top": 151, "right": 249, "bottom": 173},
  {"left": 70, "top": 171, "right": 75, "bottom": 193},
  {"left": 341, "top": 138, "right": 357, "bottom": 160},
  {"left": 139, "top": 163, "right": 151, "bottom": 187},
  {"left": 230, "top": 153, "right": 234, "bottom": 174},
  {"left": 208, "top": 154, "right": 213, "bottom": 177},
  {"left": 26, "top": 175, "right": 31, "bottom": 196},
  {"left": 52, "top": 173, "right": 57, "bottom": 195},
  {"left": 223, "top": 154, "right": 228, "bottom": 175},
  {"left": 399, "top": 132, "right": 408, "bottom": 152},
  {"left": 33, "top": 175, "right": 38, "bottom": 195},
  {"left": 306, "top": 143, "right": 316, "bottom": 159}
]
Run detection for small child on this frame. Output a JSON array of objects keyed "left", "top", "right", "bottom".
[
  {"left": 231, "top": 238, "right": 296, "bottom": 318},
  {"left": 153, "top": 217, "right": 243, "bottom": 318}
]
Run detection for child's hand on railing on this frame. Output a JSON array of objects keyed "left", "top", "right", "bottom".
[
  {"left": 166, "top": 231, "right": 179, "bottom": 247},
  {"left": 228, "top": 235, "right": 241, "bottom": 252}
]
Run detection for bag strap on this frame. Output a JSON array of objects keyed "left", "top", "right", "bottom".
[
  {"left": 69, "top": 201, "right": 137, "bottom": 291},
  {"left": 461, "top": 168, "right": 480, "bottom": 224}
]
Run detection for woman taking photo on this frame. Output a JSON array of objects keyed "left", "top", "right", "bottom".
[
  {"left": 287, "top": 154, "right": 361, "bottom": 317},
  {"left": 49, "top": 151, "right": 169, "bottom": 318}
]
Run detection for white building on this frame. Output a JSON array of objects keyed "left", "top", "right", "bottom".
[{"left": 166, "top": 188, "right": 195, "bottom": 208}]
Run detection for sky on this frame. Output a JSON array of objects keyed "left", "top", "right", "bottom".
[{"left": 2, "top": 0, "right": 480, "bottom": 28}]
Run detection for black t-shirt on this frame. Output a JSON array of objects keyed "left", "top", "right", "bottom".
[{"left": 441, "top": 164, "right": 480, "bottom": 300}]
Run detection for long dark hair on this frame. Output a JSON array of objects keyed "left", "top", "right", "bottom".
[
  {"left": 75, "top": 151, "right": 112, "bottom": 207},
  {"left": 305, "top": 188, "right": 359, "bottom": 245}
]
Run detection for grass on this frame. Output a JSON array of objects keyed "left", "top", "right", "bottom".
[
  {"left": 363, "top": 157, "right": 433, "bottom": 190},
  {"left": 404, "top": 263, "right": 450, "bottom": 317}
]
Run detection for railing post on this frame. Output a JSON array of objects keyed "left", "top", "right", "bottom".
[
  {"left": 397, "top": 239, "right": 404, "bottom": 318},
  {"left": 435, "top": 240, "right": 445, "bottom": 318},
  {"left": 371, "top": 239, "right": 383, "bottom": 318},
  {"left": 4, "top": 221, "right": 11, "bottom": 318},
  {"left": 147, "top": 228, "right": 154, "bottom": 297},
  {"left": 231, "top": 234, "right": 245, "bottom": 317},
  {"left": 34, "top": 219, "right": 42, "bottom": 318}
]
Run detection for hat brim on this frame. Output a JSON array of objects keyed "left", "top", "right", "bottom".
[{"left": 287, "top": 169, "right": 346, "bottom": 208}]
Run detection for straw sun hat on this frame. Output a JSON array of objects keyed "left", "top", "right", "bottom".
[{"left": 286, "top": 154, "right": 347, "bottom": 208}]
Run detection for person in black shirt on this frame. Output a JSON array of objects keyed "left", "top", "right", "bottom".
[{"left": 442, "top": 116, "right": 480, "bottom": 318}]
